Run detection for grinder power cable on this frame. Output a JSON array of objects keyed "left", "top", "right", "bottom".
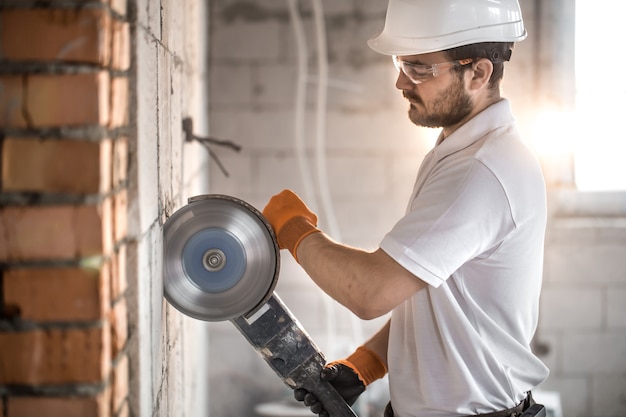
[{"left": 163, "top": 195, "right": 358, "bottom": 417}]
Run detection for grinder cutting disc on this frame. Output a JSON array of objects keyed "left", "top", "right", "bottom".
[{"left": 163, "top": 195, "right": 279, "bottom": 321}]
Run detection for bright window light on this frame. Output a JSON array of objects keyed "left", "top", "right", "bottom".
[
  {"left": 574, "top": 1, "right": 626, "bottom": 191},
  {"left": 531, "top": 111, "right": 577, "bottom": 156}
]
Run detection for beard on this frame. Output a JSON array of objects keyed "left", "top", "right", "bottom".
[{"left": 404, "top": 75, "right": 473, "bottom": 129}]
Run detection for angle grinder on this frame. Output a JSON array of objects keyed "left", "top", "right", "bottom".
[{"left": 163, "top": 195, "right": 358, "bottom": 417}]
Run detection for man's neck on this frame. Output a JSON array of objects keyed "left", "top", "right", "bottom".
[{"left": 441, "top": 96, "right": 502, "bottom": 139}]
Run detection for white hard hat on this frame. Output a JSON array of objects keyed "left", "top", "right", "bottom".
[{"left": 368, "top": 0, "right": 527, "bottom": 56}]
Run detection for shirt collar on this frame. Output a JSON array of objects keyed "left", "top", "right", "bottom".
[{"left": 433, "top": 99, "right": 515, "bottom": 161}]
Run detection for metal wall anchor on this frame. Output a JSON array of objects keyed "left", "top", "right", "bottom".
[{"left": 182, "top": 117, "right": 242, "bottom": 177}]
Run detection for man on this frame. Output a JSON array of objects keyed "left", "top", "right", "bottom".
[{"left": 263, "top": 1, "right": 549, "bottom": 416}]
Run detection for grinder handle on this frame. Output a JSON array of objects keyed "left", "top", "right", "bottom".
[
  {"left": 299, "top": 372, "right": 360, "bottom": 417},
  {"left": 232, "top": 294, "right": 358, "bottom": 417}
]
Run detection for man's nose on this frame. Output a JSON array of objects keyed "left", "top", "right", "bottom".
[{"left": 395, "top": 70, "right": 414, "bottom": 90}]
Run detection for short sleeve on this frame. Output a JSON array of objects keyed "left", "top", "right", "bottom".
[{"left": 380, "top": 158, "right": 515, "bottom": 287}]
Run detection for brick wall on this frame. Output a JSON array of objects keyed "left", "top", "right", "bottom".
[
  {"left": 0, "top": 2, "right": 130, "bottom": 417},
  {"left": 1, "top": 1, "right": 212, "bottom": 417}
]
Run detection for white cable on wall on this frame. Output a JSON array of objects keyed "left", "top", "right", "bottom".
[
  {"left": 310, "top": 3, "right": 368, "bottom": 415},
  {"left": 310, "top": 0, "right": 342, "bottom": 241},
  {"left": 287, "top": 0, "right": 338, "bottom": 365},
  {"left": 289, "top": 2, "right": 369, "bottom": 416},
  {"left": 287, "top": 0, "right": 317, "bottom": 204}
]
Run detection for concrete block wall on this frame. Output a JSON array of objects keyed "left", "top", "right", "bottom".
[
  {"left": 0, "top": 2, "right": 131, "bottom": 416},
  {"left": 531, "top": 2, "right": 626, "bottom": 416},
  {"left": 537, "top": 213, "right": 626, "bottom": 417},
  {"left": 207, "top": 1, "right": 435, "bottom": 415},
  {"left": 207, "top": 1, "right": 626, "bottom": 417},
  {"left": 128, "top": 0, "right": 211, "bottom": 417}
]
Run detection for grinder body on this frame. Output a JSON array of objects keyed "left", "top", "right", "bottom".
[
  {"left": 235, "top": 295, "right": 358, "bottom": 417},
  {"left": 163, "top": 195, "right": 358, "bottom": 417}
]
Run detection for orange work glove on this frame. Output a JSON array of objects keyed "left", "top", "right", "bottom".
[
  {"left": 262, "top": 190, "right": 321, "bottom": 261},
  {"left": 328, "top": 345, "right": 388, "bottom": 388}
]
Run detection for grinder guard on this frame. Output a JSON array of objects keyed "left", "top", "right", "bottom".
[{"left": 163, "top": 195, "right": 279, "bottom": 321}]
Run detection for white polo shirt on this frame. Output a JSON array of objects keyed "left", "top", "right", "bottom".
[{"left": 380, "top": 99, "right": 549, "bottom": 417}]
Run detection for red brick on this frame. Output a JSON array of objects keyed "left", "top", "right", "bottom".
[
  {"left": 26, "top": 72, "right": 110, "bottom": 127},
  {"left": 7, "top": 390, "right": 110, "bottom": 417},
  {"left": 110, "top": 0, "right": 127, "bottom": 16},
  {"left": 0, "top": 75, "right": 27, "bottom": 127},
  {"left": 0, "top": 9, "right": 111, "bottom": 65},
  {"left": 110, "top": 75, "right": 128, "bottom": 127},
  {"left": 111, "top": 19, "right": 130, "bottom": 71},
  {"left": 113, "top": 189, "right": 128, "bottom": 244},
  {"left": 100, "top": 197, "right": 115, "bottom": 256},
  {"left": 3, "top": 266, "right": 109, "bottom": 322},
  {"left": 0, "top": 325, "right": 111, "bottom": 384},
  {"left": 110, "top": 244, "right": 127, "bottom": 300},
  {"left": 112, "top": 137, "right": 128, "bottom": 187},
  {"left": 1, "top": 137, "right": 112, "bottom": 194},
  {"left": 0, "top": 201, "right": 113, "bottom": 262},
  {"left": 116, "top": 401, "right": 129, "bottom": 417},
  {"left": 110, "top": 298, "right": 127, "bottom": 356},
  {"left": 111, "top": 354, "right": 129, "bottom": 413},
  {"left": 102, "top": 139, "right": 114, "bottom": 192}
]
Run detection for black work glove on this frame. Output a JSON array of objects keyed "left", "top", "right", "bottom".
[
  {"left": 293, "top": 363, "right": 366, "bottom": 416},
  {"left": 294, "top": 346, "right": 386, "bottom": 416}
]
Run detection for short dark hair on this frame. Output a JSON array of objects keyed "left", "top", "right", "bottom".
[{"left": 443, "top": 42, "right": 515, "bottom": 95}]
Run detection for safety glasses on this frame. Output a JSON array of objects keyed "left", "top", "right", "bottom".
[{"left": 392, "top": 55, "right": 474, "bottom": 84}]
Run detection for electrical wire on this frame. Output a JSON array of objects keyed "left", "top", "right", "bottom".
[
  {"left": 287, "top": 0, "right": 317, "bottom": 205},
  {"left": 289, "top": 2, "right": 369, "bottom": 416},
  {"left": 287, "top": 0, "right": 338, "bottom": 365},
  {"left": 311, "top": 0, "right": 342, "bottom": 241},
  {"left": 309, "top": 8, "right": 369, "bottom": 416}
]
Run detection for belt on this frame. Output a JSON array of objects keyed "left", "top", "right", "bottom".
[
  {"left": 383, "top": 392, "right": 535, "bottom": 417},
  {"left": 470, "top": 392, "right": 535, "bottom": 417}
]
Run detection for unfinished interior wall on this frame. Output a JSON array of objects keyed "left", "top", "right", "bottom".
[
  {"left": 207, "top": 2, "right": 416, "bottom": 415},
  {"left": 207, "top": 1, "right": 626, "bottom": 417},
  {"left": 127, "top": 0, "right": 211, "bottom": 416},
  {"left": 0, "top": 0, "right": 211, "bottom": 416},
  {"left": 528, "top": 2, "right": 626, "bottom": 417}
]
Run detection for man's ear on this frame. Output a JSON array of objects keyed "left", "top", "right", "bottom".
[{"left": 468, "top": 58, "right": 493, "bottom": 91}]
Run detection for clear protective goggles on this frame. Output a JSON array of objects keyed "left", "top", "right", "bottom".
[{"left": 392, "top": 55, "right": 474, "bottom": 84}]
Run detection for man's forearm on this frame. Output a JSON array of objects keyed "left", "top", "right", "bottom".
[{"left": 296, "top": 232, "right": 426, "bottom": 320}]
